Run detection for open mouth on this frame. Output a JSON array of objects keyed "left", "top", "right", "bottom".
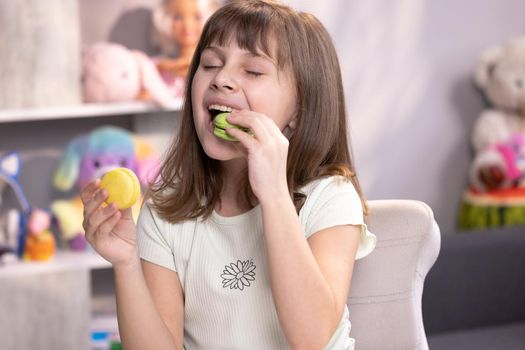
[
  {"left": 208, "top": 104, "right": 233, "bottom": 120},
  {"left": 208, "top": 104, "right": 251, "bottom": 141}
]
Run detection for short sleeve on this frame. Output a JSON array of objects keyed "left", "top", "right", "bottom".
[
  {"left": 136, "top": 203, "right": 177, "bottom": 271},
  {"left": 299, "top": 176, "right": 377, "bottom": 260}
]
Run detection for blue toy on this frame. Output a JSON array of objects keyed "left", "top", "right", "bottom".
[{"left": 0, "top": 152, "right": 30, "bottom": 261}]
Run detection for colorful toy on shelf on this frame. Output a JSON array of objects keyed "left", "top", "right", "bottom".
[
  {"left": 0, "top": 152, "right": 56, "bottom": 262},
  {"left": 23, "top": 209, "right": 56, "bottom": 261},
  {"left": 51, "top": 126, "right": 159, "bottom": 250},
  {"left": 151, "top": 0, "right": 220, "bottom": 97},
  {"left": 82, "top": 42, "right": 177, "bottom": 108},
  {"left": 0, "top": 152, "right": 29, "bottom": 262},
  {"left": 459, "top": 37, "right": 525, "bottom": 230}
]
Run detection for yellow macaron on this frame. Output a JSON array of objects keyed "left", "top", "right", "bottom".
[{"left": 100, "top": 167, "right": 141, "bottom": 210}]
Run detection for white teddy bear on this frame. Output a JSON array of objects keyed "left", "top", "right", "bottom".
[{"left": 469, "top": 37, "right": 525, "bottom": 192}]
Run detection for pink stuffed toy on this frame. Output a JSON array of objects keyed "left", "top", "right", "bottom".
[{"left": 81, "top": 42, "right": 178, "bottom": 108}]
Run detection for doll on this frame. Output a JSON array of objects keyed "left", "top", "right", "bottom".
[{"left": 152, "top": 0, "right": 220, "bottom": 97}]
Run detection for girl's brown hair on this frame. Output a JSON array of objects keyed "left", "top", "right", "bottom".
[{"left": 149, "top": 0, "right": 367, "bottom": 222}]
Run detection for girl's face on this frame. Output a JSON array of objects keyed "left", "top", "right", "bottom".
[
  {"left": 168, "top": 0, "right": 206, "bottom": 49},
  {"left": 191, "top": 40, "right": 297, "bottom": 161}
]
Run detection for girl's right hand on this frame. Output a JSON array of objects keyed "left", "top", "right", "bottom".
[{"left": 81, "top": 179, "right": 139, "bottom": 268}]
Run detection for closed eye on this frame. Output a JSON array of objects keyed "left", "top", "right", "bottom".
[{"left": 246, "top": 70, "right": 263, "bottom": 77}]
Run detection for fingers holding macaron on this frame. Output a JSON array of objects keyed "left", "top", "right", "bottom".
[
  {"left": 213, "top": 112, "right": 249, "bottom": 142},
  {"left": 213, "top": 110, "right": 279, "bottom": 143}
]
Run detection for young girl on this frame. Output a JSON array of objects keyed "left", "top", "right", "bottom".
[{"left": 81, "top": 1, "right": 376, "bottom": 349}]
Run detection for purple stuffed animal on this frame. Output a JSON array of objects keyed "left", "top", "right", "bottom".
[{"left": 52, "top": 126, "right": 158, "bottom": 250}]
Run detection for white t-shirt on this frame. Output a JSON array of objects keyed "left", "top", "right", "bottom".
[{"left": 137, "top": 175, "right": 377, "bottom": 349}]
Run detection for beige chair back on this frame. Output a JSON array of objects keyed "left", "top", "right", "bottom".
[{"left": 348, "top": 200, "right": 441, "bottom": 350}]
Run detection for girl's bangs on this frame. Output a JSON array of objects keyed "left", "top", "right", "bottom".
[{"left": 200, "top": 6, "right": 289, "bottom": 67}]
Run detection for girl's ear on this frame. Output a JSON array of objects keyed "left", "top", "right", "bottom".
[
  {"left": 283, "top": 116, "right": 298, "bottom": 139},
  {"left": 288, "top": 117, "right": 298, "bottom": 130}
]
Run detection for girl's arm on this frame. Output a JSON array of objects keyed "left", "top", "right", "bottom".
[
  {"left": 227, "top": 112, "right": 361, "bottom": 349},
  {"left": 260, "top": 195, "right": 360, "bottom": 350},
  {"left": 81, "top": 181, "right": 184, "bottom": 349},
  {"left": 114, "top": 259, "right": 184, "bottom": 350}
]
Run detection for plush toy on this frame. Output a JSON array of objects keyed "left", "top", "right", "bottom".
[
  {"left": 0, "top": 152, "right": 29, "bottom": 262},
  {"left": 0, "top": 152, "right": 56, "bottom": 262},
  {"left": 151, "top": 0, "right": 220, "bottom": 96},
  {"left": 23, "top": 209, "right": 56, "bottom": 261},
  {"left": 82, "top": 42, "right": 178, "bottom": 108},
  {"left": 51, "top": 126, "right": 159, "bottom": 250},
  {"left": 468, "top": 37, "right": 525, "bottom": 192},
  {"left": 460, "top": 37, "right": 525, "bottom": 229}
]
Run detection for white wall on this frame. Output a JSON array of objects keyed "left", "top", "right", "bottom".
[{"left": 79, "top": 0, "right": 525, "bottom": 235}]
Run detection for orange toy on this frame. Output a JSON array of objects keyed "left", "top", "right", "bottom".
[{"left": 24, "top": 209, "right": 56, "bottom": 261}]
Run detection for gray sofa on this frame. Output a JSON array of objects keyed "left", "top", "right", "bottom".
[{"left": 423, "top": 226, "right": 525, "bottom": 349}]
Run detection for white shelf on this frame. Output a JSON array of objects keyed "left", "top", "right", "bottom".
[
  {"left": 0, "top": 250, "right": 111, "bottom": 277},
  {"left": 0, "top": 99, "right": 183, "bottom": 123}
]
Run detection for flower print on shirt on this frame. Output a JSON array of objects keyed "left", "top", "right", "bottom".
[{"left": 221, "top": 259, "right": 256, "bottom": 291}]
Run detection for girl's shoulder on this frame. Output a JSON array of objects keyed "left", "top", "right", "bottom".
[
  {"left": 299, "top": 175, "right": 362, "bottom": 222},
  {"left": 299, "top": 175, "right": 357, "bottom": 199},
  {"left": 137, "top": 201, "right": 199, "bottom": 277},
  {"left": 139, "top": 200, "right": 198, "bottom": 234},
  {"left": 299, "top": 175, "right": 377, "bottom": 260}
]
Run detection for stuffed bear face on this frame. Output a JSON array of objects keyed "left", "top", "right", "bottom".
[
  {"left": 476, "top": 38, "right": 525, "bottom": 113},
  {"left": 78, "top": 153, "right": 138, "bottom": 189}
]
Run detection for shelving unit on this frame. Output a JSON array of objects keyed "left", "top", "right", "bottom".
[
  {"left": 0, "top": 0, "right": 181, "bottom": 348},
  {"left": 0, "top": 99, "right": 182, "bottom": 350}
]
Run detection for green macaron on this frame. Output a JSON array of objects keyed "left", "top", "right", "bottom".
[{"left": 213, "top": 112, "right": 250, "bottom": 141}]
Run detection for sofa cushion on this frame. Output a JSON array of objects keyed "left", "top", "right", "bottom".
[
  {"left": 428, "top": 321, "right": 525, "bottom": 350},
  {"left": 423, "top": 225, "right": 525, "bottom": 334}
]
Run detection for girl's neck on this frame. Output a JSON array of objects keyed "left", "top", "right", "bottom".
[{"left": 215, "top": 159, "right": 255, "bottom": 216}]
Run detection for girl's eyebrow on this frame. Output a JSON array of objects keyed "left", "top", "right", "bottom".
[
  {"left": 246, "top": 51, "right": 275, "bottom": 64},
  {"left": 202, "top": 46, "right": 223, "bottom": 54},
  {"left": 203, "top": 45, "right": 276, "bottom": 64}
]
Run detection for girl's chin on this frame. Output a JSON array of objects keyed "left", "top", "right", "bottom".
[
  {"left": 202, "top": 139, "right": 242, "bottom": 161},
  {"left": 199, "top": 123, "right": 243, "bottom": 160}
]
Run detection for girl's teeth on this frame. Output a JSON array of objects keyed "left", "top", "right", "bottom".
[{"left": 208, "top": 104, "right": 233, "bottom": 112}]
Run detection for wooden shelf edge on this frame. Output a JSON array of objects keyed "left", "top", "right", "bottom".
[
  {"left": 0, "top": 100, "right": 183, "bottom": 123},
  {"left": 0, "top": 250, "right": 112, "bottom": 277}
]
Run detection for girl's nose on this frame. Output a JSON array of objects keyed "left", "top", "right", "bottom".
[{"left": 211, "top": 68, "right": 237, "bottom": 92}]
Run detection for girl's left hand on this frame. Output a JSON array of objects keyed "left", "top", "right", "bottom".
[{"left": 226, "top": 110, "right": 290, "bottom": 203}]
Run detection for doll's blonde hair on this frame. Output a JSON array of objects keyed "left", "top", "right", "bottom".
[{"left": 151, "top": 0, "right": 220, "bottom": 56}]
